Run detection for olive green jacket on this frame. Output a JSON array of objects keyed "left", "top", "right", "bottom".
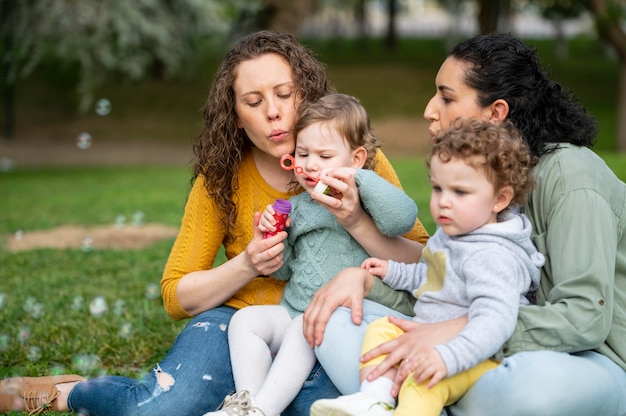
[{"left": 498, "top": 144, "right": 626, "bottom": 371}]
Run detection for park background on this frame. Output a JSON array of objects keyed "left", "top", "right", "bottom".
[{"left": 1, "top": 2, "right": 626, "bottom": 414}]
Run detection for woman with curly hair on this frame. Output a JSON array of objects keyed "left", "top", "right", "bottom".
[{"left": 0, "top": 31, "right": 428, "bottom": 416}]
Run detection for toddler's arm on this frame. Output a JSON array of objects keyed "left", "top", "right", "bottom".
[{"left": 361, "top": 257, "right": 389, "bottom": 278}]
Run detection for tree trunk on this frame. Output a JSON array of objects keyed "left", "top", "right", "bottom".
[
  {"left": 584, "top": 0, "right": 626, "bottom": 151},
  {"left": 1, "top": 0, "right": 16, "bottom": 140},
  {"left": 553, "top": 16, "right": 569, "bottom": 60},
  {"left": 354, "top": 0, "right": 367, "bottom": 38},
  {"left": 262, "top": 0, "right": 318, "bottom": 35},
  {"left": 384, "top": 0, "right": 397, "bottom": 50},
  {"left": 478, "top": 0, "right": 500, "bottom": 34}
]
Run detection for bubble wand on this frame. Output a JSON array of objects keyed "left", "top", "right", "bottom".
[{"left": 279, "top": 154, "right": 330, "bottom": 194}]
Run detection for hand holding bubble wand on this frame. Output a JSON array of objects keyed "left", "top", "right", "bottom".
[{"left": 280, "top": 154, "right": 331, "bottom": 194}]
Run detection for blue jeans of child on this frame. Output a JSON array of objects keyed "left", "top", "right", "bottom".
[{"left": 68, "top": 306, "right": 340, "bottom": 416}]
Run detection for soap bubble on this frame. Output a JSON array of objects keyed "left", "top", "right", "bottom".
[
  {"left": 118, "top": 322, "right": 133, "bottom": 338},
  {"left": 89, "top": 296, "right": 108, "bottom": 317},
  {"left": 28, "top": 302, "right": 44, "bottom": 319},
  {"left": 0, "top": 157, "right": 15, "bottom": 172},
  {"left": 27, "top": 346, "right": 42, "bottom": 362},
  {"left": 23, "top": 296, "right": 37, "bottom": 312},
  {"left": 76, "top": 132, "right": 92, "bottom": 150},
  {"left": 50, "top": 363, "right": 67, "bottom": 375},
  {"left": 0, "top": 334, "right": 10, "bottom": 351},
  {"left": 131, "top": 211, "right": 144, "bottom": 227},
  {"left": 81, "top": 237, "right": 94, "bottom": 252},
  {"left": 73, "top": 353, "right": 101, "bottom": 373},
  {"left": 113, "top": 299, "right": 126, "bottom": 316},
  {"left": 95, "top": 98, "right": 111, "bottom": 116},
  {"left": 144, "top": 283, "right": 160, "bottom": 300},
  {"left": 72, "top": 295, "right": 85, "bottom": 311},
  {"left": 115, "top": 214, "right": 126, "bottom": 229},
  {"left": 17, "top": 325, "right": 31, "bottom": 343},
  {"left": 23, "top": 296, "right": 44, "bottom": 317}
]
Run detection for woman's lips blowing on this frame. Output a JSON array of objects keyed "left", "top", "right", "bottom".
[{"left": 270, "top": 130, "right": 288, "bottom": 142}]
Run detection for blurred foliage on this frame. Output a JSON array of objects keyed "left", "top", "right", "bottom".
[
  {"left": 8, "top": 36, "right": 621, "bottom": 151},
  {"left": 0, "top": 0, "right": 262, "bottom": 112}
]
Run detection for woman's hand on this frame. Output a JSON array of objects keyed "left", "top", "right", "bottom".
[
  {"left": 177, "top": 212, "right": 288, "bottom": 315},
  {"left": 303, "top": 267, "right": 374, "bottom": 348},
  {"left": 362, "top": 315, "right": 466, "bottom": 396},
  {"left": 310, "top": 168, "right": 366, "bottom": 229}
]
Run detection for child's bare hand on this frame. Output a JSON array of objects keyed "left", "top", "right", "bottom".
[
  {"left": 361, "top": 257, "right": 389, "bottom": 278},
  {"left": 411, "top": 348, "right": 448, "bottom": 389},
  {"left": 258, "top": 204, "right": 277, "bottom": 234}
]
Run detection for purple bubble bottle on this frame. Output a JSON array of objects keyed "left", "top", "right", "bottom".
[{"left": 264, "top": 199, "right": 292, "bottom": 238}]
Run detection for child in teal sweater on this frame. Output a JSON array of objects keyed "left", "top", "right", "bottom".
[{"left": 204, "top": 94, "right": 417, "bottom": 416}]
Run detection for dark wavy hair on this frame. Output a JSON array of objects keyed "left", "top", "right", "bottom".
[
  {"left": 192, "top": 31, "right": 334, "bottom": 235},
  {"left": 451, "top": 33, "right": 597, "bottom": 159},
  {"left": 427, "top": 118, "right": 536, "bottom": 207}
]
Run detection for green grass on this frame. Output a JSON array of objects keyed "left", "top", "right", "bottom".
[{"left": 1, "top": 166, "right": 191, "bottom": 233}]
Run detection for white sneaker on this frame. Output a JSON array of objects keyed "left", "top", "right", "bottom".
[
  {"left": 203, "top": 390, "right": 267, "bottom": 416},
  {"left": 310, "top": 392, "right": 395, "bottom": 416}
]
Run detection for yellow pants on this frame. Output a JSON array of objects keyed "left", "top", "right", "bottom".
[{"left": 360, "top": 317, "right": 499, "bottom": 416}]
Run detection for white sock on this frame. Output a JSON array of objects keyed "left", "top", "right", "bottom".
[{"left": 360, "top": 378, "right": 396, "bottom": 406}]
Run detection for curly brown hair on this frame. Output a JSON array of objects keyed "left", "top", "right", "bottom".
[
  {"left": 426, "top": 118, "right": 536, "bottom": 207},
  {"left": 192, "top": 31, "right": 334, "bottom": 234}
]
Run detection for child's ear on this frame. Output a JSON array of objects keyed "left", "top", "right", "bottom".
[
  {"left": 493, "top": 185, "right": 514, "bottom": 213},
  {"left": 352, "top": 146, "right": 367, "bottom": 169}
]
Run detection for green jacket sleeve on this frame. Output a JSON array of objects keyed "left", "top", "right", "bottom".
[{"left": 366, "top": 276, "right": 416, "bottom": 317}]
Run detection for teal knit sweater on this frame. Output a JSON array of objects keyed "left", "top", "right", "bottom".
[{"left": 274, "top": 169, "right": 418, "bottom": 317}]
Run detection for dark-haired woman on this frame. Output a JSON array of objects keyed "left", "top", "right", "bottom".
[{"left": 308, "top": 33, "right": 625, "bottom": 415}]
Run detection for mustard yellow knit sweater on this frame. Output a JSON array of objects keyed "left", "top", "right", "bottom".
[{"left": 161, "top": 150, "right": 429, "bottom": 320}]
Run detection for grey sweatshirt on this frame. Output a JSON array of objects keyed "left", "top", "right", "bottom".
[{"left": 384, "top": 210, "right": 544, "bottom": 376}]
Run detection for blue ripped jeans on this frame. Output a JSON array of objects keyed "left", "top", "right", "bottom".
[{"left": 68, "top": 306, "right": 340, "bottom": 416}]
